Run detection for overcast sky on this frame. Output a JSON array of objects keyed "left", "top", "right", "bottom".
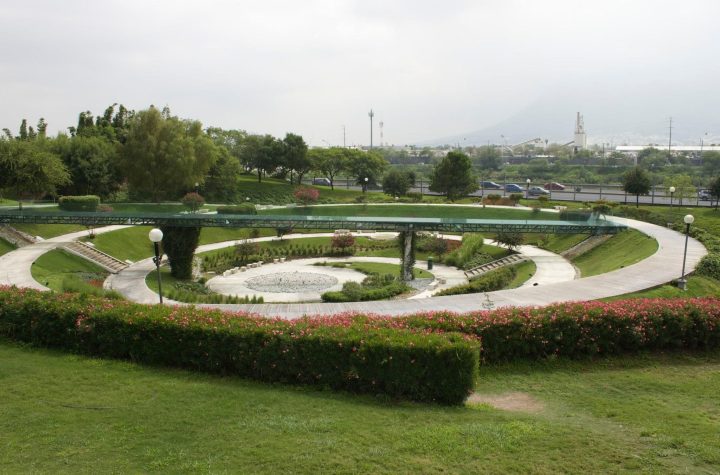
[{"left": 2, "top": 0, "right": 719, "bottom": 146}]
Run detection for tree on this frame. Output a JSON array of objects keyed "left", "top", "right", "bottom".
[
  {"left": 702, "top": 151, "right": 720, "bottom": 176},
  {"left": 310, "top": 147, "right": 347, "bottom": 190},
  {"left": 622, "top": 166, "right": 651, "bottom": 208},
  {"left": 241, "top": 134, "right": 283, "bottom": 183},
  {"left": 709, "top": 176, "right": 720, "bottom": 210},
  {"left": 476, "top": 146, "right": 501, "bottom": 170},
  {"left": 345, "top": 150, "right": 388, "bottom": 191},
  {"left": 160, "top": 226, "right": 201, "bottom": 279},
  {"left": 637, "top": 147, "right": 667, "bottom": 169},
  {"left": 494, "top": 231, "right": 524, "bottom": 251},
  {"left": 663, "top": 175, "right": 696, "bottom": 206},
  {"left": 282, "top": 133, "right": 309, "bottom": 184},
  {"left": 382, "top": 169, "right": 415, "bottom": 197},
  {"left": 119, "top": 107, "right": 220, "bottom": 201},
  {"left": 0, "top": 139, "right": 70, "bottom": 199},
  {"left": 52, "top": 134, "right": 121, "bottom": 198},
  {"left": 429, "top": 151, "right": 478, "bottom": 201},
  {"left": 203, "top": 147, "right": 241, "bottom": 203}
]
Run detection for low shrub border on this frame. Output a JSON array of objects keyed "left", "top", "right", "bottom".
[
  {"left": 58, "top": 195, "right": 100, "bottom": 211},
  {"left": 0, "top": 287, "right": 478, "bottom": 405}
]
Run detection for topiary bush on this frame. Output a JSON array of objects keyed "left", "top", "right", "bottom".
[
  {"left": 695, "top": 253, "right": 720, "bottom": 280},
  {"left": 181, "top": 192, "right": 205, "bottom": 212},
  {"left": 58, "top": 195, "right": 100, "bottom": 211},
  {"left": 160, "top": 226, "right": 201, "bottom": 279}
]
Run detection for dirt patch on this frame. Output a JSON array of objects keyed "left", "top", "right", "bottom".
[{"left": 467, "top": 392, "right": 544, "bottom": 413}]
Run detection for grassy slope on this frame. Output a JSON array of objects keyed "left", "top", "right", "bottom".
[
  {"left": 1, "top": 341, "right": 718, "bottom": 473},
  {"left": 602, "top": 275, "right": 720, "bottom": 301},
  {"left": 30, "top": 249, "right": 108, "bottom": 291},
  {"left": 573, "top": 229, "right": 658, "bottom": 277},
  {"left": 507, "top": 260, "right": 537, "bottom": 288},
  {"left": 12, "top": 223, "right": 88, "bottom": 239},
  {"left": 0, "top": 238, "right": 16, "bottom": 256}
]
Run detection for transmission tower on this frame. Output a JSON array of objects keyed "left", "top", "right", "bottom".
[{"left": 368, "top": 109, "right": 374, "bottom": 149}]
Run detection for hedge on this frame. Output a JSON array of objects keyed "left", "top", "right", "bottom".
[
  {"left": 58, "top": 195, "right": 100, "bottom": 211},
  {"left": 216, "top": 204, "right": 257, "bottom": 215},
  {"left": 0, "top": 287, "right": 478, "bottom": 405},
  {"left": 436, "top": 266, "right": 516, "bottom": 296}
]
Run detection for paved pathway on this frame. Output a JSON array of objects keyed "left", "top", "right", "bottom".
[{"left": 0, "top": 226, "right": 131, "bottom": 290}]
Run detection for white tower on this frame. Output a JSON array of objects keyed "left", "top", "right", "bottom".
[{"left": 574, "top": 112, "right": 587, "bottom": 152}]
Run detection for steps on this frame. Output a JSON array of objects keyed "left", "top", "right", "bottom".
[
  {"left": 0, "top": 225, "right": 36, "bottom": 247},
  {"left": 561, "top": 235, "right": 613, "bottom": 260},
  {"left": 464, "top": 254, "right": 528, "bottom": 279},
  {"left": 64, "top": 241, "right": 129, "bottom": 274}
]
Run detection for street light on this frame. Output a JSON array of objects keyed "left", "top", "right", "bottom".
[
  {"left": 148, "top": 228, "right": 164, "bottom": 304},
  {"left": 363, "top": 177, "right": 369, "bottom": 193},
  {"left": 194, "top": 182, "right": 199, "bottom": 194},
  {"left": 677, "top": 214, "right": 694, "bottom": 290},
  {"left": 669, "top": 186, "right": 675, "bottom": 208},
  {"left": 525, "top": 178, "right": 531, "bottom": 200}
]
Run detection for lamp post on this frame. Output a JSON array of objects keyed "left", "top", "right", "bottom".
[
  {"left": 525, "top": 178, "right": 531, "bottom": 200},
  {"left": 669, "top": 186, "right": 675, "bottom": 208},
  {"left": 677, "top": 214, "right": 694, "bottom": 290},
  {"left": 363, "top": 177, "right": 368, "bottom": 193},
  {"left": 148, "top": 228, "right": 164, "bottom": 304},
  {"left": 194, "top": 182, "right": 199, "bottom": 194}
]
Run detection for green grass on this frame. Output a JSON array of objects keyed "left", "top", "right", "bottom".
[
  {"left": 526, "top": 233, "right": 588, "bottom": 254},
  {"left": 0, "top": 238, "right": 16, "bottom": 256},
  {"left": 638, "top": 204, "right": 720, "bottom": 236},
  {"left": 573, "top": 229, "right": 659, "bottom": 277},
  {"left": 145, "top": 268, "right": 187, "bottom": 294},
  {"left": 87, "top": 226, "right": 158, "bottom": 262},
  {"left": 507, "top": 260, "right": 537, "bottom": 288},
  {"left": 324, "top": 261, "right": 434, "bottom": 279},
  {"left": 30, "top": 249, "right": 108, "bottom": 291},
  {"left": 602, "top": 275, "right": 720, "bottom": 300},
  {"left": 261, "top": 204, "right": 556, "bottom": 220},
  {"left": 12, "top": 223, "right": 88, "bottom": 239},
  {"left": 1, "top": 340, "right": 718, "bottom": 473}
]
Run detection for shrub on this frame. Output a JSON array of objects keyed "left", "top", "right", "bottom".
[
  {"left": 443, "top": 233, "right": 485, "bottom": 268},
  {"left": 97, "top": 204, "right": 114, "bottom": 212},
  {"left": 436, "top": 266, "right": 516, "bottom": 296},
  {"left": 216, "top": 204, "right": 257, "bottom": 215},
  {"left": 0, "top": 287, "right": 478, "bottom": 404},
  {"left": 406, "top": 192, "right": 423, "bottom": 202},
  {"left": 695, "top": 253, "right": 720, "bottom": 280},
  {"left": 294, "top": 186, "right": 320, "bottom": 205},
  {"left": 58, "top": 195, "right": 100, "bottom": 211},
  {"left": 509, "top": 193, "right": 523, "bottom": 204},
  {"left": 418, "top": 236, "right": 448, "bottom": 255},
  {"left": 160, "top": 226, "right": 201, "bottom": 279},
  {"left": 181, "top": 192, "right": 205, "bottom": 212},
  {"left": 331, "top": 233, "right": 355, "bottom": 248}
]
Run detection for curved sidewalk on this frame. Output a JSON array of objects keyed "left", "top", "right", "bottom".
[{"left": 0, "top": 226, "right": 131, "bottom": 290}]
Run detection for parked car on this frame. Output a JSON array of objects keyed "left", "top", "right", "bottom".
[
  {"left": 698, "top": 189, "right": 712, "bottom": 201},
  {"left": 504, "top": 183, "right": 524, "bottom": 192},
  {"left": 544, "top": 182, "right": 565, "bottom": 191},
  {"left": 312, "top": 177, "right": 331, "bottom": 186},
  {"left": 528, "top": 186, "right": 550, "bottom": 196},
  {"left": 480, "top": 181, "right": 502, "bottom": 189}
]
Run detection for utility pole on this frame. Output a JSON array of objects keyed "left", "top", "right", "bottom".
[
  {"left": 368, "top": 109, "right": 374, "bottom": 149},
  {"left": 668, "top": 117, "right": 673, "bottom": 157},
  {"left": 342, "top": 125, "right": 346, "bottom": 148}
]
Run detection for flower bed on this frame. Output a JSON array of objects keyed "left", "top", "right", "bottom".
[{"left": 0, "top": 287, "right": 478, "bottom": 405}]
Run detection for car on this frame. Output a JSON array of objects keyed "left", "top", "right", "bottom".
[
  {"left": 504, "top": 183, "right": 523, "bottom": 192},
  {"left": 312, "top": 177, "right": 331, "bottom": 186},
  {"left": 528, "top": 186, "right": 550, "bottom": 196},
  {"left": 480, "top": 181, "right": 502, "bottom": 189},
  {"left": 698, "top": 189, "right": 712, "bottom": 201},
  {"left": 544, "top": 182, "right": 565, "bottom": 191}
]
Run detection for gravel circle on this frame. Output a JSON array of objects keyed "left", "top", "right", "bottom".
[{"left": 245, "top": 271, "right": 339, "bottom": 293}]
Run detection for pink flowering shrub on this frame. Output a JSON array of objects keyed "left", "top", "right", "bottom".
[{"left": 293, "top": 186, "right": 319, "bottom": 205}]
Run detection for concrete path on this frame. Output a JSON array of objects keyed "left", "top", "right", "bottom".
[{"left": 0, "top": 225, "right": 131, "bottom": 290}]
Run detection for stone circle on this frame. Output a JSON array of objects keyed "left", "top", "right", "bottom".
[{"left": 244, "top": 271, "right": 339, "bottom": 293}]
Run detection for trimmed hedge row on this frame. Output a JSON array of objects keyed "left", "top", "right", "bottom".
[
  {"left": 216, "top": 204, "right": 257, "bottom": 215},
  {"left": 58, "top": 195, "right": 100, "bottom": 211},
  {"left": 0, "top": 287, "right": 478, "bottom": 405}
]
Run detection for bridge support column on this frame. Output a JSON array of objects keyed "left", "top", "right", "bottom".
[{"left": 399, "top": 230, "right": 416, "bottom": 281}]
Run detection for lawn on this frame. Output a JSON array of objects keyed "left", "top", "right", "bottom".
[
  {"left": 1, "top": 340, "right": 717, "bottom": 473},
  {"left": 525, "top": 233, "right": 588, "bottom": 254},
  {"left": 325, "top": 261, "right": 434, "bottom": 279},
  {"left": 572, "top": 229, "right": 658, "bottom": 277},
  {"left": 602, "top": 275, "right": 720, "bottom": 300},
  {"left": 30, "top": 249, "right": 108, "bottom": 291},
  {"left": 12, "top": 223, "right": 88, "bottom": 239},
  {"left": 0, "top": 238, "right": 16, "bottom": 256},
  {"left": 507, "top": 260, "right": 537, "bottom": 288},
  {"left": 260, "top": 204, "right": 556, "bottom": 220}
]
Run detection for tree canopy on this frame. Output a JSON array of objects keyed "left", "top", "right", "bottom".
[
  {"left": 622, "top": 166, "right": 651, "bottom": 207},
  {"left": 429, "top": 151, "right": 477, "bottom": 201}
]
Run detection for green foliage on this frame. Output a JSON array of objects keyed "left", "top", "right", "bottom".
[
  {"left": 429, "top": 151, "right": 478, "bottom": 201},
  {"left": 160, "top": 226, "right": 201, "bottom": 279},
  {"left": 331, "top": 233, "right": 355, "bottom": 248},
  {"left": 180, "top": 192, "right": 205, "bottom": 212},
  {"left": 663, "top": 174, "right": 696, "bottom": 205},
  {"left": 622, "top": 166, "right": 651, "bottom": 207},
  {"left": 321, "top": 277, "right": 410, "bottom": 302},
  {"left": 58, "top": 195, "right": 100, "bottom": 211},
  {"left": 436, "top": 266, "right": 516, "bottom": 296},
  {"left": 241, "top": 134, "right": 285, "bottom": 183},
  {"left": 203, "top": 148, "right": 242, "bottom": 203},
  {"left": 345, "top": 150, "right": 389, "bottom": 190},
  {"left": 52, "top": 134, "right": 122, "bottom": 198},
  {"left": 444, "top": 233, "right": 486, "bottom": 268},
  {"left": 281, "top": 133, "right": 310, "bottom": 184},
  {"left": 119, "top": 107, "right": 220, "bottom": 201},
  {"left": 0, "top": 138, "right": 70, "bottom": 199},
  {"left": 695, "top": 254, "right": 720, "bottom": 280},
  {"left": 0, "top": 287, "right": 479, "bottom": 404},
  {"left": 382, "top": 169, "right": 415, "bottom": 197},
  {"left": 216, "top": 204, "right": 257, "bottom": 214},
  {"left": 509, "top": 193, "right": 523, "bottom": 204},
  {"left": 493, "top": 231, "right": 524, "bottom": 251},
  {"left": 309, "top": 147, "right": 347, "bottom": 189}
]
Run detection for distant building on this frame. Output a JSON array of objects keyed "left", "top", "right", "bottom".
[{"left": 573, "top": 112, "right": 587, "bottom": 152}]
